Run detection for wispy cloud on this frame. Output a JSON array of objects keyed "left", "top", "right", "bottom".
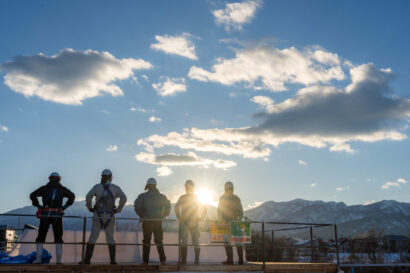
[
  {"left": 306, "top": 183, "right": 317, "bottom": 188},
  {"left": 150, "top": 33, "right": 198, "bottom": 60},
  {"left": 381, "top": 178, "right": 407, "bottom": 189},
  {"left": 149, "top": 116, "right": 162, "bottom": 123},
  {"left": 364, "top": 200, "right": 376, "bottom": 205},
  {"left": 336, "top": 186, "right": 350, "bottom": 192},
  {"left": 0, "top": 125, "right": 8, "bottom": 132},
  {"left": 106, "top": 145, "right": 118, "bottom": 152},
  {"left": 152, "top": 77, "right": 187, "bottom": 96},
  {"left": 130, "top": 107, "right": 148, "bottom": 113},
  {"left": 135, "top": 151, "right": 236, "bottom": 170},
  {"left": 156, "top": 166, "right": 173, "bottom": 176},
  {"left": 212, "top": 0, "right": 262, "bottom": 32},
  {"left": 1, "top": 49, "right": 152, "bottom": 105},
  {"left": 298, "top": 160, "right": 308, "bottom": 166}
]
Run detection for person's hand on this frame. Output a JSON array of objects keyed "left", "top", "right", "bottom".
[
  {"left": 88, "top": 208, "right": 95, "bottom": 213},
  {"left": 113, "top": 208, "right": 119, "bottom": 214},
  {"left": 62, "top": 204, "right": 69, "bottom": 211}
]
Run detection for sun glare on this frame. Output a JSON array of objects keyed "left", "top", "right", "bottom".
[{"left": 195, "top": 188, "right": 217, "bottom": 206}]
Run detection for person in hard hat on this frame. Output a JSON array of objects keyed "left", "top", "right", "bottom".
[
  {"left": 80, "top": 169, "right": 127, "bottom": 265},
  {"left": 217, "top": 181, "right": 244, "bottom": 265},
  {"left": 29, "top": 172, "right": 75, "bottom": 264},
  {"left": 134, "top": 178, "right": 171, "bottom": 265},
  {"left": 174, "top": 180, "right": 207, "bottom": 265}
]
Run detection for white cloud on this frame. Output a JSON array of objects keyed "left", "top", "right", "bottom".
[
  {"left": 152, "top": 77, "right": 187, "bottom": 96},
  {"left": 149, "top": 116, "right": 162, "bottom": 123},
  {"left": 150, "top": 33, "right": 198, "bottom": 60},
  {"left": 106, "top": 145, "right": 118, "bottom": 152},
  {"left": 156, "top": 166, "right": 173, "bottom": 176},
  {"left": 336, "top": 187, "right": 344, "bottom": 192},
  {"left": 188, "top": 45, "right": 344, "bottom": 92},
  {"left": 139, "top": 59, "right": 410, "bottom": 165},
  {"left": 247, "top": 201, "right": 263, "bottom": 209},
  {"left": 307, "top": 183, "right": 317, "bottom": 188},
  {"left": 0, "top": 125, "right": 8, "bottom": 132},
  {"left": 366, "top": 178, "right": 376, "bottom": 182},
  {"left": 212, "top": 0, "right": 262, "bottom": 32},
  {"left": 382, "top": 178, "right": 407, "bottom": 189},
  {"left": 135, "top": 151, "right": 236, "bottom": 170},
  {"left": 130, "top": 107, "right": 147, "bottom": 113},
  {"left": 298, "top": 160, "right": 308, "bottom": 166},
  {"left": 1, "top": 49, "right": 153, "bottom": 105},
  {"left": 364, "top": 200, "right": 376, "bottom": 205}
]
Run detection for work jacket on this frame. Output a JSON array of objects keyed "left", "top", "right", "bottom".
[
  {"left": 134, "top": 189, "right": 171, "bottom": 220},
  {"left": 217, "top": 193, "right": 243, "bottom": 222},
  {"left": 175, "top": 193, "right": 207, "bottom": 228},
  {"left": 30, "top": 181, "right": 75, "bottom": 209}
]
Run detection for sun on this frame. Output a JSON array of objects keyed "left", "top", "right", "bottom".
[{"left": 195, "top": 188, "right": 217, "bottom": 206}]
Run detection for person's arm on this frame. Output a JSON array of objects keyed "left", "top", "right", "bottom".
[
  {"left": 236, "top": 196, "right": 243, "bottom": 220},
  {"left": 85, "top": 186, "right": 96, "bottom": 212},
  {"left": 133, "top": 195, "right": 143, "bottom": 217},
  {"left": 62, "top": 187, "right": 75, "bottom": 210},
  {"left": 162, "top": 195, "right": 171, "bottom": 218},
  {"left": 174, "top": 196, "right": 182, "bottom": 219},
  {"left": 29, "top": 187, "right": 44, "bottom": 208},
  {"left": 115, "top": 186, "right": 127, "bottom": 213}
]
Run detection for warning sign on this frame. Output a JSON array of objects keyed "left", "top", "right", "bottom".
[{"left": 210, "top": 223, "right": 230, "bottom": 243}]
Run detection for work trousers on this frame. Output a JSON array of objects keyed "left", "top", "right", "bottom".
[
  {"left": 36, "top": 217, "right": 64, "bottom": 243},
  {"left": 179, "top": 223, "right": 200, "bottom": 247},
  {"left": 142, "top": 220, "right": 166, "bottom": 263},
  {"left": 88, "top": 215, "right": 116, "bottom": 244}
]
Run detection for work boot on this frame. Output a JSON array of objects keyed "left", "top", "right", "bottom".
[
  {"left": 79, "top": 243, "right": 95, "bottom": 264},
  {"left": 194, "top": 247, "right": 200, "bottom": 265},
  {"left": 56, "top": 243, "right": 63, "bottom": 264},
  {"left": 179, "top": 246, "right": 187, "bottom": 265},
  {"left": 33, "top": 243, "right": 43, "bottom": 264},
  {"left": 109, "top": 244, "right": 117, "bottom": 265},
  {"left": 237, "top": 246, "right": 244, "bottom": 265},
  {"left": 222, "top": 246, "right": 233, "bottom": 265}
]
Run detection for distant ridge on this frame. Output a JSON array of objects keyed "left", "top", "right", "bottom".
[{"left": 1, "top": 199, "right": 409, "bottom": 238}]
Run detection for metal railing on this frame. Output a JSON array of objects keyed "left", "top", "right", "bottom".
[{"left": 0, "top": 213, "right": 340, "bottom": 268}]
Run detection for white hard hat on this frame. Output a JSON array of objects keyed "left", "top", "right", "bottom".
[
  {"left": 146, "top": 177, "right": 157, "bottom": 185},
  {"left": 101, "top": 169, "right": 112, "bottom": 176}
]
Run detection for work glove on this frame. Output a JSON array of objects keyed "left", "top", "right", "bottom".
[
  {"left": 62, "top": 204, "right": 69, "bottom": 211},
  {"left": 113, "top": 208, "right": 119, "bottom": 214},
  {"left": 88, "top": 208, "right": 95, "bottom": 213}
]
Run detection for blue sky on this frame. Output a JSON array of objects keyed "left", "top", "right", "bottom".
[{"left": 0, "top": 0, "right": 409, "bottom": 212}]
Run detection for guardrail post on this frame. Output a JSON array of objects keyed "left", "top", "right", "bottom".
[
  {"left": 310, "top": 225, "right": 314, "bottom": 263},
  {"left": 262, "top": 221, "right": 265, "bottom": 270},
  {"left": 334, "top": 224, "right": 340, "bottom": 266},
  {"left": 81, "top": 216, "right": 87, "bottom": 265},
  {"left": 271, "top": 230, "right": 274, "bottom": 261}
]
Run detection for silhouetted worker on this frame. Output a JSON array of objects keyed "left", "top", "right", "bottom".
[
  {"left": 80, "top": 169, "right": 127, "bottom": 265},
  {"left": 134, "top": 178, "right": 171, "bottom": 265},
  {"left": 30, "top": 172, "right": 75, "bottom": 264},
  {"left": 175, "top": 180, "right": 207, "bottom": 265},
  {"left": 217, "top": 181, "right": 244, "bottom": 265}
]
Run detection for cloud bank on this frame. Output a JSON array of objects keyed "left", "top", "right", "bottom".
[
  {"left": 140, "top": 63, "right": 410, "bottom": 157},
  {"left": 212, "top": 0, "right": 262, "bottom": 32},
  {"left": 382, "top": 178, "right": 407, "bottom": 189},
  {"left": 150, "top": 33, "right": 198, "bottom": 60},
  {"left": 188, "top": 45, "right": 344, "bottom": 91},
  {"left": 1, "top": 49, "right": 152, "bottom": 105}
]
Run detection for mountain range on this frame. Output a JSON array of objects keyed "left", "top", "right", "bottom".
[{"left": 1, "top": 199, "right": 409, "bottom": 239}]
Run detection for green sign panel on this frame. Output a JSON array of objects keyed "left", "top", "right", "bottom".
[{"left": 230, "top": 221, "right": 251, "bottom": 244}]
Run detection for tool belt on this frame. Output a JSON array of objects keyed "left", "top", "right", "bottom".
[{"left": 36, "top": 208, "right": 64, "bottom": 219}]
